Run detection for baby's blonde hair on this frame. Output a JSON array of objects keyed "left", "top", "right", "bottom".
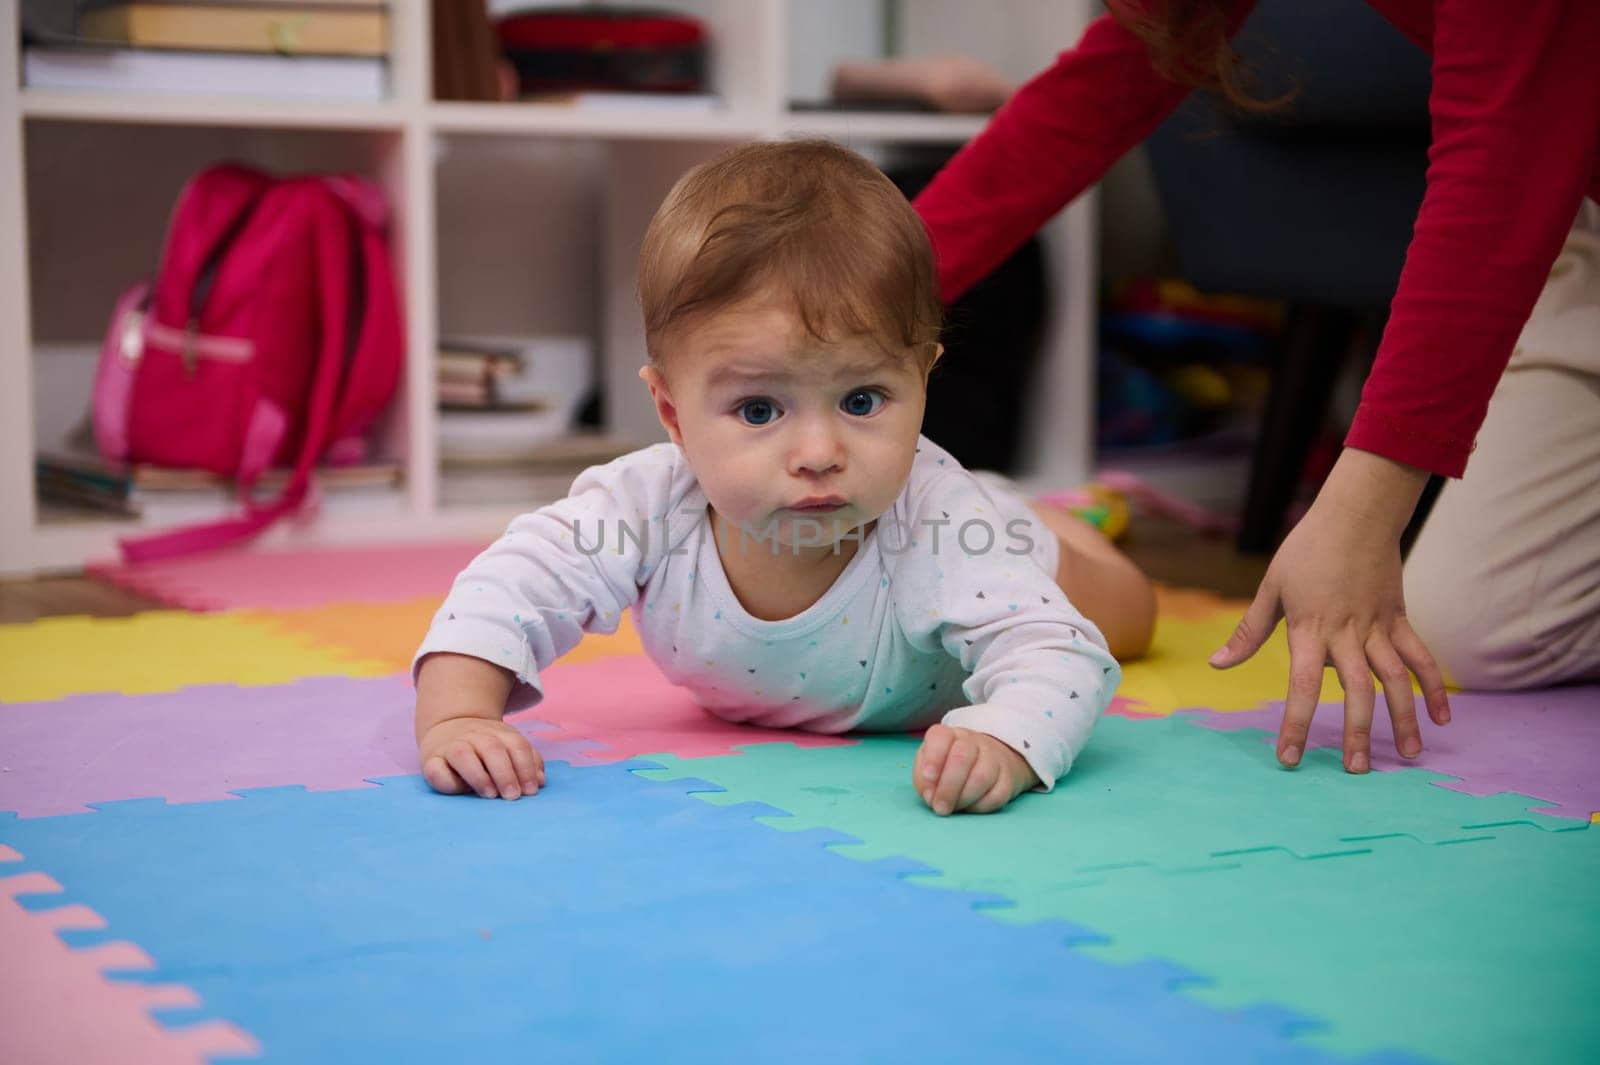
[{"left": 638, "top": 140, "right": 942, "bottom": 367}]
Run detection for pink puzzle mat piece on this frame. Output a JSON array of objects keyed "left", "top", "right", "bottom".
[
  {"left": 0, "top": 675, "right": 608, "bottom": 818},
  {"left": 1182, "top": 685, "right": 1600, "bottom": 820},
  {"left": 1102, "top": 696, "right": 1160, "bottom": 720},
  {"left": 512, "top": 654, "right": 860, "bottom": 763},
  {"left": 0, "top": 849, "right": 259, "bottom": 1064},
  {"left": 88, "top": 540, "right": 486, "bottom": 611}
]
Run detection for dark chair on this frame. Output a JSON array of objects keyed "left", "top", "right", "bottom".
[{"left": 1143, "top": 0, "right": 1431, "bottom": 552}]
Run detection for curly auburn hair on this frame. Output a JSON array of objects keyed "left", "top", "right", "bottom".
[{"left": 1111, "top": 0, "right": 1293, "bottom": 113}]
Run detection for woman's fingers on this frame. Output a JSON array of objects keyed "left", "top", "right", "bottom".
[
  {"left": 1366, "top": 630, "right": 1422, "bottom": 759},
  {"left": 1278, "top": 626, "right": 1327, "bottom": 768},
  {"left": 1328, "top": 633, "right": 1376, "bottom": 773},
  {"left": 1392, "top": 616, "right": 1453, "bottom": 726},
  {"left": 1210, "top": 578, "right": 1285, "bottom": 669}
]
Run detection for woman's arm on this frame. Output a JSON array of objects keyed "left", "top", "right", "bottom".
[
  {"left": 1212, "top": 1, "right": 1600, "bottom": 775},
  {"left": 913, "top": 2, "right": 1255, "bottom": 304},
  {"left": 1347, "top": 0, "right": 1600, "bottom": 477}
]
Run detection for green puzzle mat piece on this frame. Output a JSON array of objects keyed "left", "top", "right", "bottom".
[
  {"left": 1044, "top": 829, "right": 1600, "bottom": 1065},
  {"left": 636, "top": 716, "right": 1578, "bottom": 875},
  {"left": 635, "top": 716, "right": 1599, "bottom": 1063}
]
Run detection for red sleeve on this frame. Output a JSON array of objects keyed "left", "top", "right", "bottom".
[
  {"left": 913, "top": 3, "right": 1255, "bottom": 305},
  {"left": 1347, "top": 0, "right": 1600, "bottom": 477}
]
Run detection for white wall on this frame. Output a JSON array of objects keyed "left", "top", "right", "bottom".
[{"left": 786, "top": 0, "right": 885, "bottom": 104}]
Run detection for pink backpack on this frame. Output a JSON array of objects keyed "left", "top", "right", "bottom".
[{"left": 93, "top": 163, "right": 403, "bottom": 562}]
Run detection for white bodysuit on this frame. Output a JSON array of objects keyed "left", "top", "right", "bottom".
[{"left": 414, "top": 436, "right": 1120, "bottom": 789}]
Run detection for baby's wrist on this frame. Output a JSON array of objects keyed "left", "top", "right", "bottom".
[
  {"left": 414, "top": 652, "right": 514, "bottom": 741},
  {"left": 983, "top": 732, "right": 1041, "bottom": 789}
]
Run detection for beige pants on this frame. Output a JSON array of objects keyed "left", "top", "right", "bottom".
[{"left": 1404, "top": 202, "right": 1600, "bottom": 689}]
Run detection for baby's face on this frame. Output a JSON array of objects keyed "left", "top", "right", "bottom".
[{"left": 645, "top": 295, "right": 930, "bottom": 552}]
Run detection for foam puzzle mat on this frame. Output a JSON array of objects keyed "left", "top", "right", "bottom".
[{"left": 0, "top": 545, "right": 1595, "bottom": 1064}]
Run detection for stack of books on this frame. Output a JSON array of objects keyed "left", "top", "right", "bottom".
[
  {"left": 436, "top": 335, "right": 596, "bottom": 463},
  {"left": 36, "top": 447, "right": 402, "bottom": 521},
  {"left": 435, "top": 336, "right": 634, "bottom": 506},
  {"left": 437, "top": 343, "right": 527, "bottom": 412},
  {"left": 22, "top": 0, "right": 390, "bottom": 102}
]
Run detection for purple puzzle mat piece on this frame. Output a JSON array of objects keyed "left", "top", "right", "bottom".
[
  {"left": 0, "top": 675, "right": 610, "bottom": 818},
  {"left": 1182, "top": 685, "right": 1600, "bottom": 820}
]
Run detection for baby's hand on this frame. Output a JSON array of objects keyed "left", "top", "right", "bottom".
[
  {"left": 913, "top": 723, "right": 1039, "bottom": 816},
  {"left": 418, "top": 717, "right": 545, "bottom": 800}
]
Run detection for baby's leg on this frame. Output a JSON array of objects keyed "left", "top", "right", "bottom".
[{"left": 1030, "top": 500, "right": 1156, "bottom": 661}]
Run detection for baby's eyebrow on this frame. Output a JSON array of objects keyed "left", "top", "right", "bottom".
[
  {"left": 706, "top": 355, "right": 897, "bottom": 391},
  {"left": 704, "top": 363, "right": 791, "bottom": 389}
]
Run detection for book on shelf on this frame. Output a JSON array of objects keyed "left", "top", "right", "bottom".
[
  {"left": 438, "top": 345, "right": 523, "bottom": 383},
  {"left": 22, "top": 45, "right": 387, "bottom": 101},
  {"left": 35, "top": 448, "right": 401, "bottom": 519},
  {"left": 437, "top": 377, "right": 493, "bottom": 409},
  {"left": 434, "top": 335, "right": 595, "bottom": 453},
  {"left": 438, "top": 386, "right": 552, "bottom": 414},
  {"left": 432, "top": 0, "right": 504, "bottom": 102},
  {"left": 76, "top": 3, "right": 388, "bottom": 57}
]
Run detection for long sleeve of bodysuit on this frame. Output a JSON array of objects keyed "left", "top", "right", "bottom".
[
  {"left": 413, "top": 443, "right": 693, "bottom": 711},
  {"left": 885, "top": 467, "right": 1123, "bottom": 790}
]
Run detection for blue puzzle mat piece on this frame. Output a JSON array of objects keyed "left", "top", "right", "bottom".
[{"left": 0, "top": 761, "right": 1411, "bottom": 1064}]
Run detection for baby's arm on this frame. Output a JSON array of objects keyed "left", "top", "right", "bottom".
[
  {"left": 415, "top": 652, "right": 543, "bottom": 800},
  {"left": 890, "top": 467, "right": 1123, "bottom": 815},
  {"left": 411, "top": 445, "right": 688, "bottom": 798}
]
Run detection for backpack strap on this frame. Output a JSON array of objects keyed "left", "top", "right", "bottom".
[{"left": 148, "top": 164, "right": 272, "bottom": 337}]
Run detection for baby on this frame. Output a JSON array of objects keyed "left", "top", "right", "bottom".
[{"left": 413, "top": 140, "right": 1155, "bottom": 816}]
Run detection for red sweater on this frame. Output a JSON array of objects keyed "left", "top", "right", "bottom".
[{"left": 913, "top": 1, "right": 1600, "bottom": 477}]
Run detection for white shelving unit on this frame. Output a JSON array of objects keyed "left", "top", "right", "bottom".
[{"left": 0, "top": 0, "right": 1097, "bottom": 577}]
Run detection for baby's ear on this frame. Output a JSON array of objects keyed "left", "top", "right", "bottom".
[
  {"left": 925, "top": 343, "right": 945, "bottom": 379},
  {"left": 639, "top": 364, "right": 685, "bottom": 446}
]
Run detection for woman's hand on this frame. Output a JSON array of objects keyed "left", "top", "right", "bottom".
[{"left": 1208, "top": 449, "right": 1452, "bottom": 772}]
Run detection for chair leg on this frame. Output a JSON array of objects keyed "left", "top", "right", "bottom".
[
  {"left": 1399, "top": 473, "right": 1446, "bottom": 560},
  {"left": 1237, "top": 307, "right": 1360, "bottom": 554}
]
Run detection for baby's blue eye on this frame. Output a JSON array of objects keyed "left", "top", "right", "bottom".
[
  {"left": 841, "top": 389, "right": 885, "bottom": 417},
  {"left": 737, "top": 398, "right": 780, "bottom": 426}
]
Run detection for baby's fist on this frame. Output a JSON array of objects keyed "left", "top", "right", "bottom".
[
  {"left": 913, "top": 723, "right": 1039, "bottom": 815},
  {"left": 419, "top": 717, "right": 544, "bottom": 800}
]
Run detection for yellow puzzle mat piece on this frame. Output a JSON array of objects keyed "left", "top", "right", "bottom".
[
  {"left": 0, "top": 612, "right": 392, "bottom": 703},
  {"left": 1121, "top": 592, "right": 1340, "bottom": 715},
  {"left": 254, "top": 597, "right": 647, "bottom": 675}
]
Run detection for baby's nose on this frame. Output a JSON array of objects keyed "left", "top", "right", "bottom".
[{"left": 790, "top": 422, "right": 845, "bottom": 475}]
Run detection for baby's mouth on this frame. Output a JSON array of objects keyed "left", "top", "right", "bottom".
[{"left": 787, "top": 496, "right": 847, "bottom": 513}]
